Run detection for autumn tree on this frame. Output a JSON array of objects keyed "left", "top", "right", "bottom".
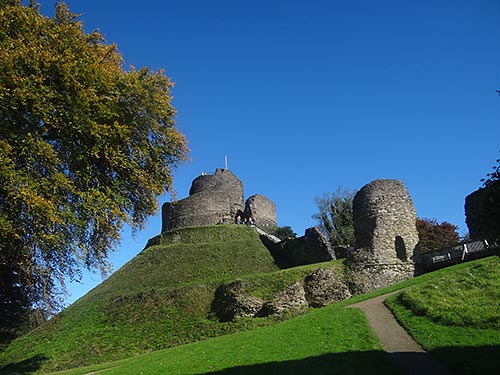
[
  {"left": 416, "top": 218, "right": 460, "bottom": 254},
  {"left": 312, "top": 187, "right": 356, "bottom": 248},
  {"left": 0, "top": 0, "right": 188, "bottom": 335}
]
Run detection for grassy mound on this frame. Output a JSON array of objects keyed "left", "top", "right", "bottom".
[
  {"left": 33, "top": 258, "right": 500, "bottom": 375},
  {"left": 4, "top": 226, "right": 499, "bottom": 375},
  {"left": 392, "top": 259, "right": 500, "bottom": 329},
  {"left": 0, "top": 225, "right": 284, "bottom": 373},
  {"left": 45, "top": 256, "right": 500, "bottom": 375}
]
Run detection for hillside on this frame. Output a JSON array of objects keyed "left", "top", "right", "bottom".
[
  {"left": 10, "top": 256, "right": 499, "bottom": 375},
  {"left": 3, "top": 225, "right": 498, "bottom": 374},
  {"left": 0, "top": 225, "right": 287, "bottom": 373},
  {"left": 386, "top": 256, "right": 500, "bottom": 375},
  {"left": 0, "top": 225, "right": 347, "bottom": 374}
]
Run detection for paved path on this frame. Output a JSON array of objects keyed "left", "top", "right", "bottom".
[{"left": 349, "top": 291, "right": 456, "bottom": 375}]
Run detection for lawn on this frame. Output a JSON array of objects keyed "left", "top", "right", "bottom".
[
  {"left": 2, "top": 233, "right": 499, "bottom": 375},
  {"left": 386, "top": 256, "right": 500, "bottom": 375},
  {"left": 0, "top": 225, "right": 344, "bottom": 374},
  {"left": 45, "top": 304, "right": 398, "bottom": 375},
  {"left": 44, "top": 258, "right": 500, "bottom": 375}
]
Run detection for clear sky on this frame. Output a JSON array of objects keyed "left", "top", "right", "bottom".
[{"left": 35, "top": 0, "right": 500, "bottom": 305}]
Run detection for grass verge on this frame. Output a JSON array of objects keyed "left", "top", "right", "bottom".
[
  {"left": 45, "top": 303, "right": 398, "bottom": 375},
  {"left": 385, "top": 256, "right": 500, "bottom": 375}
]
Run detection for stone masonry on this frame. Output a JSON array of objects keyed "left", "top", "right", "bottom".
[
  {"left": 465, "top": 181, "right": 500, "bottom": 242},
  {"left": 352, "top": 179, "right": 419, "bottom": 262},
  {"left": 162, "top": 168, "right": 244, "bottom": 232},
  {"left": 348, "top": 179, "right": 419, "bottom": 293},
  {"left": 162, "top": 169, "right": 277, "bottom": 232},
  {"left": 263, "top": 226, "right": 335, "bottom": 268},
  {"left": 244, "top": 194, "right": 277, "bottom": 229}
]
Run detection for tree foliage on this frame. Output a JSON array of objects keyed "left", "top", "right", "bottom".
[
  {"left": 270, "top": 226, "right": 297, "bottom": 240},
  {"left": 0, "top": 0, "right": 188, "bottom": 330},
  {"left": 416, "top": 218, "right": 460, "bottom": 254},
  {"left": 477, "top": 151, "right": 500, "bottom": 243},
  {"left": 483, "top": 154, "right": 500, "bottom": 186},
  {"left": 312, "top": 187, "right": 356, "bottom": 248}
]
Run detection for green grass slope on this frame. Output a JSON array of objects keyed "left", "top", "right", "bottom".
[
  {"left": 45, "top": 256, "right": 500, "bottom": 375},
  {"left": 46, "top": 302, "right": 398, "bottom": 375},
  {"left": 3, "top": 226, "right": 499, "bottom": 375},
  {"left": 386, "top": 256, "right": 500, "bottom": 375},
  {"left": 0, "top": 225, "right": 286, "bottom": 373}
]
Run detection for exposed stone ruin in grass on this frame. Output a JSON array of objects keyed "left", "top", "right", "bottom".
[
  {"left": 211, "top": 281, "right": 264, "bottom": 322},
  {"left": 259, "top": 281, "right": 308, "bottom": 317},
  {"left": 304, "top": 268, "right": 352, "bottom": 307},
  {"left": 267, "top": 226, "right": 336, "bottom": 268},
  {"left": 211, "top": 267, "right": 351, "bottom": 321}
]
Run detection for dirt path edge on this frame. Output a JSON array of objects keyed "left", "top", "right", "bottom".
[{"left": 348, "top": 291, "right": 456, "bottom": 375}]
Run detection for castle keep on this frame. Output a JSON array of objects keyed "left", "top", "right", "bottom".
[{"left": 162, "top": 168, "right": 277, "bottom": 232}]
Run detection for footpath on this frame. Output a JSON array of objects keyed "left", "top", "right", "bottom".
[{"left": 349, "top": 292, "right": 457, "bottom": 375}]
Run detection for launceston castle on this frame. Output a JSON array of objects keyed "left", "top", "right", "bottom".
[
  {"left": 155, "top": 168, "right": 497, "bottom": 319},
  {"left": 160, "top": 168, "right": 424, "bottom": 292},
  {"left": 162, "top": 168, "right": 277, "bottom": 232}
]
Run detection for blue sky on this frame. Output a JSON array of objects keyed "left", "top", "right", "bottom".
[{"left": 36, "top": 1, "right": 500, "bottom": 305}]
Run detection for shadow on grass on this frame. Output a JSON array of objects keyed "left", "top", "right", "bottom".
[
  {"left": 0, "top": 354, "right": 47, "bottom": 375},
  {"left": 197, "top": 350, "right": 399, "bottom": 375},
  {"left": 196, "top": 346, "right": 500, "bottom": 375},
  {"left": 1, "top": 345, "right": 499, "bottom": 375},
  {"left": 430, "top": 345, "right": 500, "bottom": 375},
  {"left": 0, "top": 332, "right": 17, "bottom": 351}
]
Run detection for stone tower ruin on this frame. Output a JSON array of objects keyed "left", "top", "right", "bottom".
[
  {"left": 348, "top": 179, "right": 419, "bottom": 293},
  {"left": 161, "top": 168, "right": 277, "bottom": 232},
  {"left": 465, "top": 181, "right": 500, "bottom": 242},
  {"left": 162, "top": 168, "right": 244, "bottom": 232},
  {"left": 244, "top": 194, "right": 277, "bottom": 229}
]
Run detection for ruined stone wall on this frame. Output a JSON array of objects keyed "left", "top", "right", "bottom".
[
  {"left": 465, "top": 181, "right": 500, "bottom": 242},
  {"left": 162, "top": 169, "right": 244, "bottom": 232},
  {"left": 349, "top": 179, "right": 418, "bottom": 293},
  {"left": 189, "top": 169, "right": 242, "bottom": 197},
  {"left": 244, "top": 194, "right": 277, "bottom": 229},
  {"left": 264, "top": 227, "right": 334, "bottom": 268}
]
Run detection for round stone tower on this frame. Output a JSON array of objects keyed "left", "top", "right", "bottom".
[
  {"left": 347, "top": 179, "right": 419, "bottom": 293},
  {"left": 353, "top": 179, "right": 419, "bottom": 263},
  {"left": 162, "top": 169, "right": 244, "bottom": 232}
]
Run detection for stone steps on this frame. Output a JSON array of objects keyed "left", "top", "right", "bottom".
[{"left": 251, "top": 225, "right": 281, "bottom": 243}]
